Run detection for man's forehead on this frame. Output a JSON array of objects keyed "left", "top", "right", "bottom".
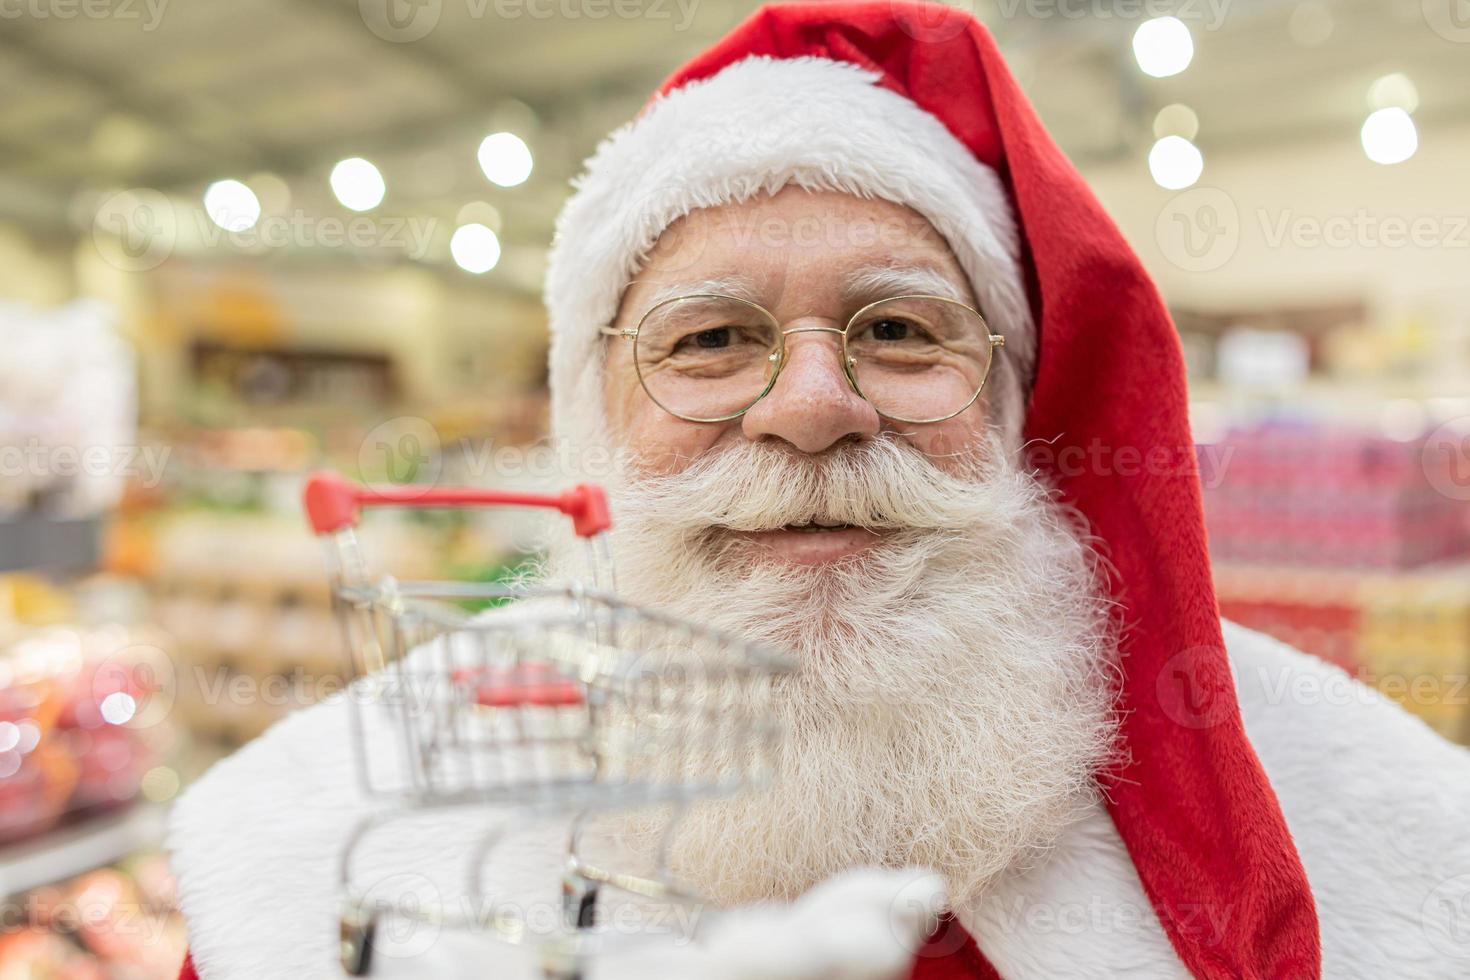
[
  {"left": 676, "top": 191, "right": 945, "bottom": 249},
  {"left": 629, "top": 261, "right": 970, "bottom": 311},
  {"left": 620, "top": 188, "right": 976, "bottom": 317}
]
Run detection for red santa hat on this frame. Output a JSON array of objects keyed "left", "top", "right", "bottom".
[{"left": 543, "top": 3, "right": 1320, "bottom": 978}]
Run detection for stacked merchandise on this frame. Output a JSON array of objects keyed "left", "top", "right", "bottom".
[
  {"left": 1201, "top": 422, "right": 1469, "bottom": 568},
  {"left": 127, "top": 449, "right": 534, "bottom": 746},
  {"left": 147, "top": 508, "right": 434, "bottom": 744},
  {"left": 1203, "top": 421, "right": 1470, "bottom": 742},
  {"left": 0, "top": 300, "right": 136, "bottom": 522}
]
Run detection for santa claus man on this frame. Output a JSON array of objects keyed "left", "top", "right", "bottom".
[{"left": 171, "top": 3, "right": 1470, "bottom": 978}]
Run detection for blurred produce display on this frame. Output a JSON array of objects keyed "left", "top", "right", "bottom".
[
  {"left": 0, "top": 851, "right": 185, "bottom": 979},
  {"left": 0, "top": 624, "right": 173, "bottom": 845}
]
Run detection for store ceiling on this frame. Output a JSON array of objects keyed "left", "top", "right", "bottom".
[{"left": 1, "top": 0, "right": 1466, "bottom": 270}]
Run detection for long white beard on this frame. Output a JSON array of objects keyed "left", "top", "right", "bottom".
[{"left": 547, "top": 433, "right": 1117, "bottom": 909}]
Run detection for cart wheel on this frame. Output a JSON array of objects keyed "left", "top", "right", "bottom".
[
  {"left": 340, "top": 908, "right": 378, "bottom": 976},
  {"left": 562, "top": 873, "right": 600, "bottom": 930},
  {"left": 539, "top": 940, "right": 585, "bottom": 980}
]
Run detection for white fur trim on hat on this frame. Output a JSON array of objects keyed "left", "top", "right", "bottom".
[{"left": 543, "top": 55, "right": 1035, "bottom": 451}]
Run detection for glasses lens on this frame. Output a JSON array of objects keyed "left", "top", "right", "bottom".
[
  {"left": 845, "top": 296, "right": 994, "bottom": 423},
  {"left": 634, "top": 295, "right": 781, "bottom": 421}
]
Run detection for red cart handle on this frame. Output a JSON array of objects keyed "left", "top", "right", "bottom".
[{"left": 303, "top": 471, "right": 611, "bottom": 538}]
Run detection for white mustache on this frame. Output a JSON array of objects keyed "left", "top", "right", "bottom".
[{"left": 615, "top": 433, "right": 1039, "bottom": 534}]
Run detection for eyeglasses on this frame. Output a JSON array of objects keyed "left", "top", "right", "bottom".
[{"left": 599, "top": 293, "right": 1005, "bottom": 425}]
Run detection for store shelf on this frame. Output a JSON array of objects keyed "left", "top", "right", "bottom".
[
  {"left": 0, "top": 805, "right": 168, "bottom": 897},
  {"left": 0, "top": 512, "right": 101, "bottom": 574}
]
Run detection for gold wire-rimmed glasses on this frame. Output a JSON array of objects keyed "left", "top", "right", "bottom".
[{"left": 599, "top": 293, "right": 1005, "bottom": 425}]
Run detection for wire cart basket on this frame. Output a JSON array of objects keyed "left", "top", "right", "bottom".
[{"left": 303, "top": 472, "right": 793, "bottom": 977}]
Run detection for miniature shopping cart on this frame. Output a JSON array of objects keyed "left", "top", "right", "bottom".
[{"left": 303, "top": 472, "right": 793, "bottom": 977}]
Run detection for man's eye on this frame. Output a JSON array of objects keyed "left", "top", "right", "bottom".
[
  {"left": 871, "top": 318, "right": 910, "bottom": 341},
  {"left": 695, "top": 327, "right": 731, "bottom": 348}
]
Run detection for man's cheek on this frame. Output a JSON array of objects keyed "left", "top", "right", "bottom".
[
  {"left": 908, "top": 423, "right": 986, "bottom": 469},
  {"left": 619, "top": 420, "right": 714, "bottom": 477}
]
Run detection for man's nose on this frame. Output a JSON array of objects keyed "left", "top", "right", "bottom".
[{"left": 741, "top": 323, "right": 881, "bottom": 453}]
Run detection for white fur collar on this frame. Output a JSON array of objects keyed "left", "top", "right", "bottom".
[{"left": 170, "top": 621, "right": 1470, "bottom": 978}]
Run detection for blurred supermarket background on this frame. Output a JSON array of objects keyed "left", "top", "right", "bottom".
[{"left": 2, "top": 0, "right": 1470, "bottom": 974}]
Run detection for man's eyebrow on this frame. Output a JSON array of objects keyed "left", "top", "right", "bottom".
[
  {"left": 631, "top": 273, "right": 766, "bottom": 311},
  {"left": 839, "top": 265, "right": 969, "bottom": 306}
]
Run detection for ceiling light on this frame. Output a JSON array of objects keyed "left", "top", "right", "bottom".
[
  {"left": 330, "top": 157, "right": 386, "bottom": 212},
  {"left": 1287, "top": 0, "right": 1333, "bottom": 46},
  {"left": 450, "top": 223, "right": 501, "bottom": 274},
  {"left": 1153, "top": 103, "right": 1200, "bottom": 141},
  {"left": 1368, "top": 73, "right": 1419, "bottom": 114},
  {"left": 1133, "top": 17, "right": 1194, "bottom": 78},
  {"left": 203, "top": 179, "right": 260, "bottom": 232},
  {"left": 1148, "top": 136, "right": 1204, "bottom": 189},
  {"left": 1361, "top": 108, "right": 1417, "bottom": 165},
  {"left": 477, "top": 132, "right": 534, "bottom": 188}
]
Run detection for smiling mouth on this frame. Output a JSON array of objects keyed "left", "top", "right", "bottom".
[
  {"left": 711, "top": 522, "right": 885, "bottom": 564},
  {"left": 782, "top": 521, "right": 854, "bottom": 533}
]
